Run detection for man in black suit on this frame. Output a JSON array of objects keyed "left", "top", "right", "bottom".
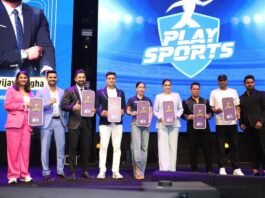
[
  {"left": 0, "top": 0, "right": 55, "bottom": 76},
  {"left": 61, "top": 69, "right": 94, "bottom": 180},
  {"left": 95, "top": 71, "right": 126, "bottom": 179},
  {"left": 240, "top": 75, "right": 265, "bottom": 176}
]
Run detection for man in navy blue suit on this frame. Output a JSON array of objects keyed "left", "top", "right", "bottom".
[{"left": 0, "top": 0, "right": 55, "bottom": 77}]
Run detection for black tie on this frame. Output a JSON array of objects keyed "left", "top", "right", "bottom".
[{"left": 12, "top": 9, "right": 24, "bottom": 49}]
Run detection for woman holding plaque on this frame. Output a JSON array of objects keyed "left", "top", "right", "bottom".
[
  {"left": 4, "top": 71, "right": 34, "bottom": 184},
  {"left": 127, "top": 82, "right": 153, "bottom": 180},
  {"left": 153, "top": 79, "right": 183, "bottom": 171}
]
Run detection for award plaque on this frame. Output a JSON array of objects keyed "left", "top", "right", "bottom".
[
  {"left": 108, "top": 97, "right": 121, "bottom": 123},
  {"left": 162, "top": 101, "right": 175, "bottom": 125},
  {"left": 193, "top": 104, "right": 206, "bottom": 129},
  {"left": 136, "top": 101, "right": 150, "bottom": 127},
  {"left": 28, "top": 97, "right": 44, "bottom": 126},
  {"left": 222, "top": 97, "right": 237, "bottom": 121},
  {"left": 81, "top": 90, "right": 95, "bottom": 117}
]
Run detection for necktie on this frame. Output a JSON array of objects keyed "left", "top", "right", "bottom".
[{"left": 12, "top": 9, "right": 24, "bottom": 49}]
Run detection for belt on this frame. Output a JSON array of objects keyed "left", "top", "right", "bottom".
[{"left": 52, "top": 116, "right": 60, "bottom": 119}]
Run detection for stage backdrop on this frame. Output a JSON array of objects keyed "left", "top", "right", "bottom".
[
  {"left": 97, "top": 0, "right": 265, "bottom": 132},
  {"left": 0, "top": 0, "right": 74, "bottom": 131}
]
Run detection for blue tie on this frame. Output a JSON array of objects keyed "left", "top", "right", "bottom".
[{"left": 12, "top": 9, "right": 24, "bottom": 49}]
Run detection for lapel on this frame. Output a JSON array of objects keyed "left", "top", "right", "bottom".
[
  {"left": 74, "top": 85, "right": 81, "bottom": 102},
  {"left": 0, "top": 1, "right": 17, "bottom": 44},
  {"left": 22, "top": 3, "right": 31, "bottom": 48}
]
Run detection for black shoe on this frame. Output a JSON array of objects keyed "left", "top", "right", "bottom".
[
  {"left": 43, "top": 175, "right": 53, "bottom": 182},
  {"left": 81, "top": 171, "right": 94, "bottom": 179},
  {"left": 252, "top": 172, "right": 260, "bottom": 176},
  {"left": 57, "top": 173, "right": 66, "bottom": 179},
  {"left": 68, "top": 172, "right": 77, "bottom": 181}
]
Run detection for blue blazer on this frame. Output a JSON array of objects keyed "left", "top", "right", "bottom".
[
  {"left": 0, "top": 1, "right": 55, "bottom": 76},
  {"left": 36, "top": 86, "right": 67, "bottom": 129}
]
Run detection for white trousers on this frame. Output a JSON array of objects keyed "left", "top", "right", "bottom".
[
  {"left": 99, "top": 124, "right": 123, "bottom": 173},
  {"left": 157, "top": 124, "right": 179, "bottom": 171}
]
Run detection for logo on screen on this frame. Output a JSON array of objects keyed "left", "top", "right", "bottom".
[{"left": 142, "top": 0, "right": 235, "bottom": 78}]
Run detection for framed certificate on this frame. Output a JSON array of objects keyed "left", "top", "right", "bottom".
[
  {"left": 81, "top": 90, "right": 95, "bottom": 117},
  {"left": 136, "top": 101, "right": 150, "bottom": 127},
  {"left": 222, "top": 97, "right": 237, "bottom": 121},
  {"left": 193, "top": 104, "right": 206, "bottom": 129},
  {"left": 28, "top": 97, "right": 44, "bottom": 126},
  {"left": 108, "top": 97, "right": 121, "bottom": 123},
  {"left": 162, "top": 101, "right": 175, "bottom": 125}
]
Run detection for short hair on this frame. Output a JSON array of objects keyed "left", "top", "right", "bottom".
[
  {"left": 13, "top": 70, "right": 31, "bottom": 93},
  {"left": 136, "top": 81, "right": 146, "bottom": 88},
  {"left": 46, "top": 70, "right": 57, "bottom": 77},
  {"left": 105, "top": 71, "right": 116, "bottom": 78},
  {"left": 74, "top": 69, "right": 86, "bottom": 78},
  {"left": 162, "top": 79, "right": 172, "bottom": 85},
  {"left": 190, "top": 82, "right": 200, "bottom": 89},
  {"left": 244, "top": 75, "right": 255, "bottom": 83}
]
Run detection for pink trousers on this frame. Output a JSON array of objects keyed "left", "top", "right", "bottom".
[{"left": 6, "top": 113, "right": 32, "bottom": 179}]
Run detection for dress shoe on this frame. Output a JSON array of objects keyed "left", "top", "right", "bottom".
[
  {"left": 68, "top": 172, "right": 77, "bottom": 181},
  {"left": 81, "top": 171, "right": 94, "bottom": 179},
  {"left": 57, "top": 173, "right": 66, "bottom": 179},
  {"left": 43, "top": 175, "right": 53, "bottom": 181}
]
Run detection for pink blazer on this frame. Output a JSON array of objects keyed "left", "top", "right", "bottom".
[{"left": 4, "top": 86, "right": 34, "bottom": 129}]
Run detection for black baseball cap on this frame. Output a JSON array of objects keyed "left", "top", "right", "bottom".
[{"left": 217, "top": 74, "right": 227, "bottom": 81}]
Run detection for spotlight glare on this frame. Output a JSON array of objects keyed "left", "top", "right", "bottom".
[
  {"left": 242, "top": 16, "right": 251, "bottom": 25},
  {"left": 136, "top": 16, "right": 144, "bottom": 24},
  {"left": 111, "top": 13, "right": 121, "bottom": 23},
  {"left": 254, "top": 14, "right": 263, "bottom": 23},
  {"left": 231, "top": 17, "right": 239, "bottom": 25},
  {"left": 124, "top": 15, "right": 133, "bottom": 24}
]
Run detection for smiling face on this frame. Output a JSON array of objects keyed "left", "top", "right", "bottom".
[
  {"left": 191, "top": 84, "right": 200, "bottom": 98},
  {"left": 218, "top": 80, "right": 227, "bottom": 89},
  {"left": 106, "top": 74, "right": 116, "bottom": 88},
  {"left": 46, "top": 72, "right": 57, "bottom": 87},
  {"left": 17, "top": 73, "right": 29, "bottom": 87},
  {"left": 136, "top": 83, "right": 146, "bottom": 96},
  {"left": 163, "top": 80, "right": 172, "bottom": 93},
  {"left": 74, "top": 72, "right": 86, "bottom": 87},
  {"left": 244, "top": 78, "right": 255, "bottom": 91}
]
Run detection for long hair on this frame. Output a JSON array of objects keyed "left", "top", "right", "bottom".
[{"left": 13, "top": 71, "right": 31, "bottom": 93}]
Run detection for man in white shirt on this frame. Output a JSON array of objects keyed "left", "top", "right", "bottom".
[
  {"left": 36, "top": 70, "right": 67, "bottom": 181},
  {"left": 210, "top": 74, "right": 244, "bottom": 176}
]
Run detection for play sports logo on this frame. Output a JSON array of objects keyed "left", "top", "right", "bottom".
[{"left": 142, "top": 0, "right": 235, "bottom": 78}]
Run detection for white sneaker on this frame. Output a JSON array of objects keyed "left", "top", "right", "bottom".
[
  {"left": 233, "top": 168, "right": 244, "bottom": 176},
  {"left": 8, "top": 178, "right": 17, "bottom": 184},
  {"left": 97, "top": 172, "right": 106, "bottom": 179},
  {"left": 112, "top": 172, "right": 123, "bottom": 179},
  {"left": 219, "top": 167, "right": 227, "bottom": 175},
  {"left": 20, "top": 175, "right": 33, "bottom": 182}
]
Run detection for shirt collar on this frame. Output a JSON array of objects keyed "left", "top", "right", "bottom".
[
  {"left": 76, "top": 85, "right": 84, "bottom": 90},
  {"left": 2, "top": 1, "right": 23, "bottom": 16}
]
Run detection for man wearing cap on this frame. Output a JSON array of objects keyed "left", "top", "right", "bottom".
[{"left": 209, "top": 74, "right": 244, "bottom": 176}]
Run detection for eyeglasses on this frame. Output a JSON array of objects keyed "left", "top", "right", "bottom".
[{"left": 164, "top": 84, "right": 171, "bottom": 87}]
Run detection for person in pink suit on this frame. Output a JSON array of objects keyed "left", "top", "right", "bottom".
[{"left": 4, "top": 71, "right": 34, "bottom": 184}]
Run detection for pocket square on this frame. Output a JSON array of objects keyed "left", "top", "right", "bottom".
[{"left": 0, "top": 24, "right": 7, "bottom": 28}]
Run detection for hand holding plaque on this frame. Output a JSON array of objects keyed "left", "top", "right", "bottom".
[
  {"left": 108, "top": 97, "right": 121, "bottom": 123},
  {"left": 137, "top": 101, "right": 150, "bottom": 127},
  {"left": 28, "top": 97, "right": 44, "bottom": 126},
  {"left": 81, "top": 90, "right": 95, "bottom": 117},
  {"left": 193, "top": 104, "right": 206, "bottom": 129},
  {"left": 162, "top": 101, "right": 175, "bottom": 125},
  {"left": 222, "top": 97, "right": 236, "bottom": 121}
]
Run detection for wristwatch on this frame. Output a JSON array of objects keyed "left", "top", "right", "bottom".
[{"left": 21, "top": 50, "right": 28, "bottom": 60}]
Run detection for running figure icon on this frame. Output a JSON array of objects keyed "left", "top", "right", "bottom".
[{"left": 166, "top": 0, "right": 214, "bottom": 29}]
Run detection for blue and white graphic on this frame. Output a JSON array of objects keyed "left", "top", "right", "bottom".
[{"left": 142, "top": 0, "right": 235, "bottom": 78}]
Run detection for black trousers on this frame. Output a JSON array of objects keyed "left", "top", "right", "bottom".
[
  {"left": 216, "top": 125, "right": 239, "bottom": 169},
  {"left": 68, "top": 119, "right": 92, "bottom": 173},
  {"left": 188, "top": 131, "right": 212, "bottom": 172},
  {"left": 245, "top": 127, "right": 265, "bottom": 169}
]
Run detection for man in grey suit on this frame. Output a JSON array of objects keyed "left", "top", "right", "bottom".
[
  {"left": 36, "top": 70, "right": 67, "bottom": 181},
  {"left": 61, "top": 69, "right": 94, "bottom": 181}
]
